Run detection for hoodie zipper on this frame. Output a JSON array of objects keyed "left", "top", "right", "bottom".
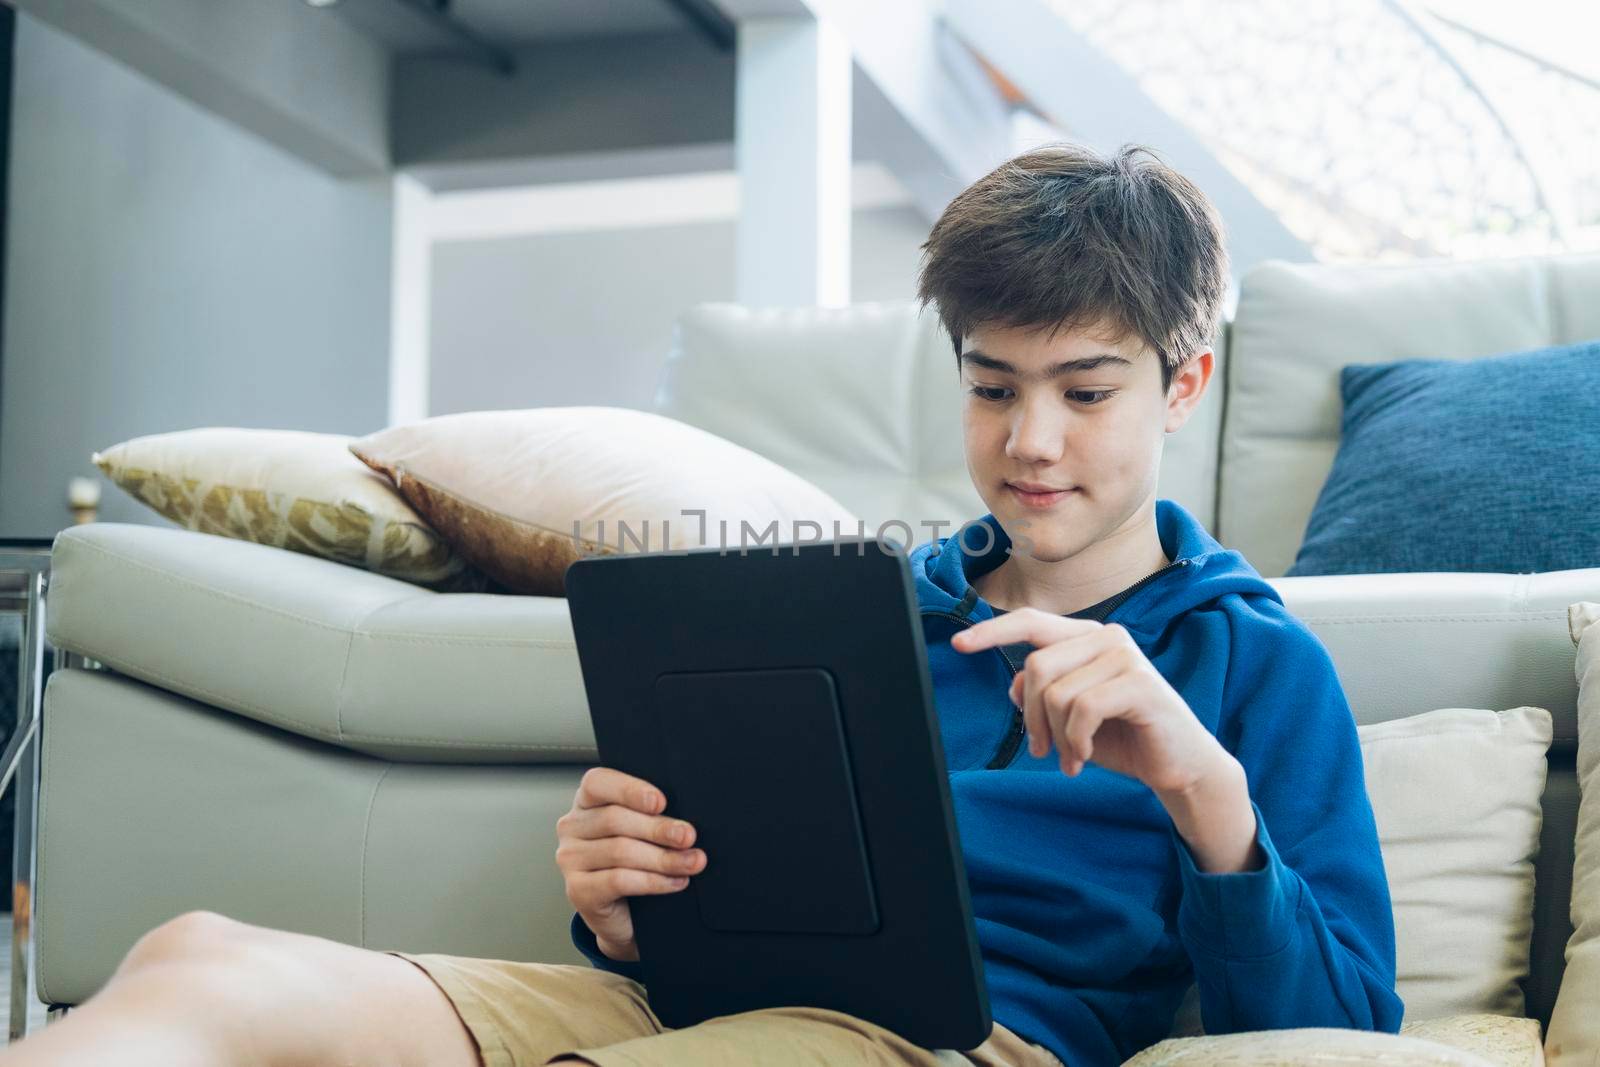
[
  {"left": 987, "top": 691, "right": 1029, "bottom": 770},
  {"left": 922, "top": 610, "right": 1023, "bottom": 770},
  {"left": 970, "top": 558, "right": 1193, "bottom": 770}
]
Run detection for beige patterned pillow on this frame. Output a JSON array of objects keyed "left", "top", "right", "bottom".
[
  {"left": 94, "top": 428, "right": 484, "bottom": 591},
  {"left": 350, "top": 407, "right": 861, "bottom": 597}
]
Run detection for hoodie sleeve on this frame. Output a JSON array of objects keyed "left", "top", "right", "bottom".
[
  {"left": 569, "top": 912, "right": 648, "bottom": 985},
  {"left": 1173, "top": 607, "right": 1405, "bottom": 1034}
]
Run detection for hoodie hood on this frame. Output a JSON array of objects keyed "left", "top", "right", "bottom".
[{"left": 909, "top": 498, "right": 1281, "bottom": 643}]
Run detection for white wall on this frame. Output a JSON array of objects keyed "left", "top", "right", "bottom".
[{"left": 423, "top": 178, "right": 931, "bottom": 416}]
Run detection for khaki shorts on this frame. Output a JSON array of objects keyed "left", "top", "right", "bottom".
[{"left": 387, "top": 952, "right": 1066, "bottom": 1067}]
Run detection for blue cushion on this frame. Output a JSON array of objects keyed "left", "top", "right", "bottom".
[{"left": 1286, "top": 339, "right": 1600, "bottom": 577}]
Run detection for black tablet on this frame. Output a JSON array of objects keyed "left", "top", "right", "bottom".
[{"left": 564, "top": 537, "right": 992, "bottom": 1051}]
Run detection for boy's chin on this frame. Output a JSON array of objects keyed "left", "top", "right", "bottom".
[{"left": 994, "top": 519, "right": 1076, "bottom": 561}]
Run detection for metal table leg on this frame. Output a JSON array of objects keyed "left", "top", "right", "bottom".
[
  {"left": 5, "top": 571, "right": 44, "bottom": 1043},
  {"left": 7, "top": 727, "right": 33, "bottom": 1043}
]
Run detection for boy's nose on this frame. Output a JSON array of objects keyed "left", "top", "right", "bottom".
[{"left": 1006, "top": 407, "right": 1066, "bottom": 465}]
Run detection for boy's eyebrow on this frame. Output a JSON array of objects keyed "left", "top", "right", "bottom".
[{"left": 959, "top": 350, "right": 1134, "bottom": 378}]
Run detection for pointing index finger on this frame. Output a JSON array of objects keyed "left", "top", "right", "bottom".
[{"left": 950, "top": 609, "right": 1099, "bottom": 653}]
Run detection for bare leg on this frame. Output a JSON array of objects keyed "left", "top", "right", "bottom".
[{"left": 0, "top": 911, "right": 479, "bottom": 1067}]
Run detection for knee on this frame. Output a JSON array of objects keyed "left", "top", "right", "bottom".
[{"left": 116, "top": 910, "right": 254, "bottom": 977}]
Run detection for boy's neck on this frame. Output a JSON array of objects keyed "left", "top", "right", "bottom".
[{"left": 973, "top": 524, "right": 1172, "bottom": 617}]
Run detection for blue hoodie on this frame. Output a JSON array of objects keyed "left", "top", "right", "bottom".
[{"left": 573, "top": 498, "right": 1404, "bottom": 1063}]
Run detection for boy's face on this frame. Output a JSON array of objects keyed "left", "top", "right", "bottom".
[{"left": 958, "top": 319, "right": 1211, "bottom": 563}]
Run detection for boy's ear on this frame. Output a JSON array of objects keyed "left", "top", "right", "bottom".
[{"left": 1163, "top": 350, "right": 1214, "bottom": 434}]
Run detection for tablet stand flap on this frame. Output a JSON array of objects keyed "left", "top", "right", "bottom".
[{"left": 653, "top": 667, "right": 880, "bottom": 936}]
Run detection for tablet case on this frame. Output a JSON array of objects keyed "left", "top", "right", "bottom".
[{"left": 565, "top": 538, "right": 992, "bottom": 1051}]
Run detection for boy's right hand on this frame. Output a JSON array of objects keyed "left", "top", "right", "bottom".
[{"left": 556, "top": 766, "right": 706, "bottom": 962}]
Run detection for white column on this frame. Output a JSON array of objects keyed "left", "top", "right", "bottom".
[
  {"left": 387, "top": 173, "right": 432, "bottom": 427},
  {"left": 734, "top": 16, "right": 852, "bottom": 308}
]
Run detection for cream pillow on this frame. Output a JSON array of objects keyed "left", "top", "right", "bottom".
[
  {"left": 94, "top": 428, "right": 482, "bottom": 591},
  {"left": 1546, "top": 602, "right": 1600, "bottom": 1066},
  {"left": 1363, "top": 706, "right": 1551, "bottom": 1021},
  {"left": 350, "top": 407, "right": 862, "bottom": 597}
]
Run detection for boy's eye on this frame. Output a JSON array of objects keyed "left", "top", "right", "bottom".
[{"left": 968, "top": 385, "right": 1117, "bottom": 405}]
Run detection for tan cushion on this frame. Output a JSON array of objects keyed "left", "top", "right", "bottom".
[
  {"left": 1363, "top": 707, "right": 1551, "bottom": 1020},
  {"left": 93, "top": 427, "right": 480, "bottom": 591},
  {"left": 1128, "top": 1013, "right": 1543, "bottom": 1066},
  {"left": 350, "top": 407, "right": 859, "bottom": 596},
  {"left": 1545, "top": 602, "right": 1600, "bottom": 1065}
]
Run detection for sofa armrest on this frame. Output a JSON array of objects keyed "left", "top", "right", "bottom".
[{"left": 47, "top": 523, "right": 596, "bottom": 763}]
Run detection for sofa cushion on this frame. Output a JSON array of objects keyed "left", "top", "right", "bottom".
[
  {"left": 351, "top": 407, "right": 858, "bottom": 596},
  {"left": 1545, "top": 602, "right": 1600, "bottom": 1065},
  {"left": 658, "top": 303, "right": 979, "bottom": 538},
  {"left": 1286, "top": 339, "right": 1600, "bottom": 577},
  {"left": 1221, "top": 253, "right": 1600, "bottom": 577},
  {"left": 656, "top": 302, "right": 1227, "bottom": 538}
]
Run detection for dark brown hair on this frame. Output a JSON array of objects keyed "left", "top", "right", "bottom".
[{"left": 916, "top": 142, "right": 1229, "bottom": 393}]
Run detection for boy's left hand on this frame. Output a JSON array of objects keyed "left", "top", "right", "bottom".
[{"left": 951, "top": 609, "right": 1230, "bottom": 797}]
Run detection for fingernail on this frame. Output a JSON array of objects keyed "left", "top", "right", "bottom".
[{"left": 671, "top": 876, "right": 689, "bottom": 887}]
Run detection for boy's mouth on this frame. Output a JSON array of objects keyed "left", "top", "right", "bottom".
[{"left": 1006, "top": 482, "right": 1077, "bottom": 508}]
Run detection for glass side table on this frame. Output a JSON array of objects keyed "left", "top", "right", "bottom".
[{"left": 0, "top": 540, "right": 51, "bottom": 1042}]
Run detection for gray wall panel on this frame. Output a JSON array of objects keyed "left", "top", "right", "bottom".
[{"left": 0, "top": 16, "right": 392, "bottom": 538}]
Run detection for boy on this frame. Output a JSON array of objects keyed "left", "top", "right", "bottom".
[{"left": 0, "top": 143, "right": 1402, "bottom": 1067}]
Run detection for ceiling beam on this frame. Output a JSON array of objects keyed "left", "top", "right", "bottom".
[
  {"left": 11, "top": 0, "right": 388, "bottom": 177},
  {"left": 659, "top": 0, "right": 736, "bottom": 52},
  {"left": 381, "top": 0, "right": 516, "bottom": 76},
  {"left": 391, "top": 29, "right": 733, "bottom": 172},
  {"left": 711, "top": 0, "right": 1014, "bottom": 221}
]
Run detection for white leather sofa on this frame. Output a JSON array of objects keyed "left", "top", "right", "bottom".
[{"left": 34, "top": 252, "right": 1600, "bottom": 1057}]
